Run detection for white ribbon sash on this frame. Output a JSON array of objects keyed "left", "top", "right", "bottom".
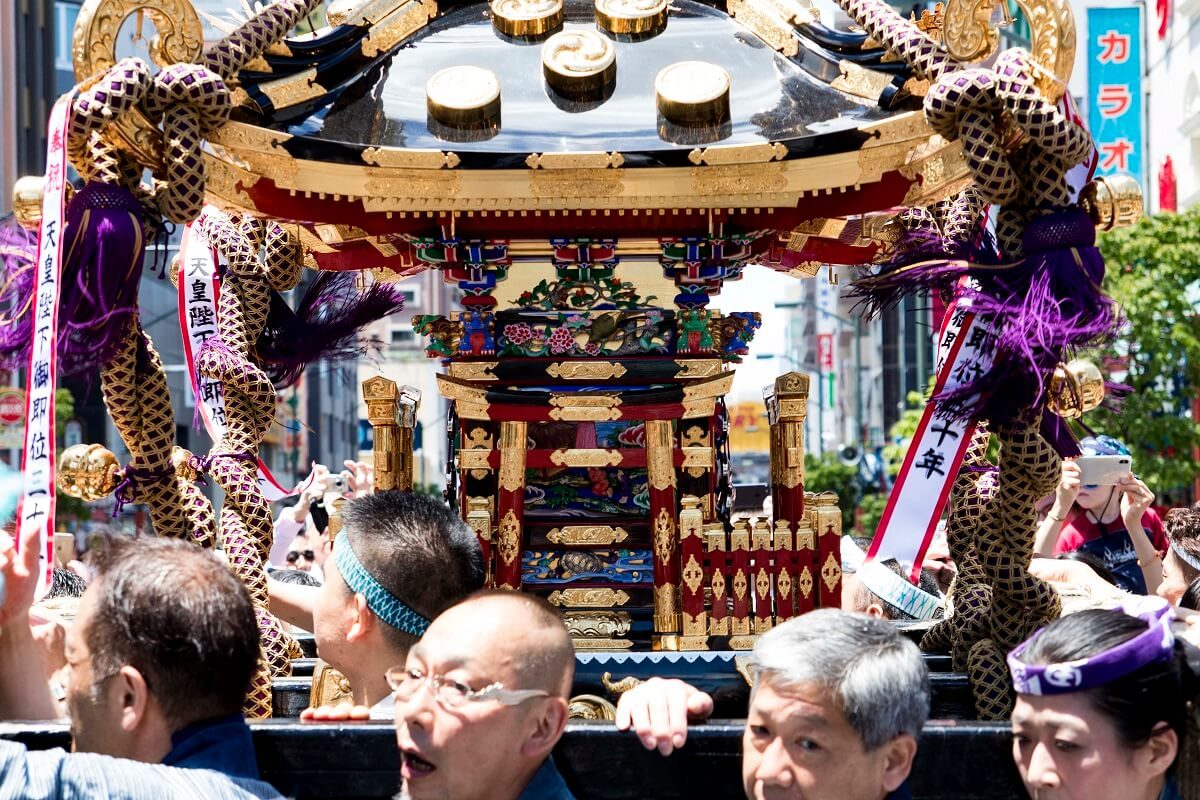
[
  {"left": 179, "top": 219, "right": 301, "bottom": 502},
  {"left": 869, "top": 298, "right": 996, "bottom": 578},
  {"left": 18, "top": 93, "right": 74, "bottom": 594}
]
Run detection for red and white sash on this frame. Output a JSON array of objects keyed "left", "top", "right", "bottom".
[
  {"left": 868, "top": 295, "right": 995, "bottom": 579},
  {"left": 178, "top": 219, "right": 306, "bottom": 502},
  {"left": 17, "top": 93, "right": 74, "bottom": 594}
]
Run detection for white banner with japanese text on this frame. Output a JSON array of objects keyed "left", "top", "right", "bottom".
[
  {"left": 18, "top": 93, "right": 74, "bottom": 594},
  {"left": 178, "top": 220, "right": 300, "bottom": 503},
  {"left": 868, "top": 299, "right": 995, "bottom": 578}
]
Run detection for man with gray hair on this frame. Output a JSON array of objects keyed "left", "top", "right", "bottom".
[{"left": 616, "top": 609, "right": 929, "bottom": 800}]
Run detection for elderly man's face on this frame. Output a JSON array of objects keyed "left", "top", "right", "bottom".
[
  {"left": 394, "top": 603, "right": 543, "bottom": 800},
  {"left": 742, "top": 679, "right": 902, "bottom": 800}
]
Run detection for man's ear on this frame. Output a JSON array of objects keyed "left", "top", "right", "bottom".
[
  {"left": 346, "top": 593, "right": 375, "bottom": 642},
  {"left": 865, "top": 603, "right": 886, "bottom": 620},
  {"left": 114, "top": 665, "right": 151, "bottom": 733},
  {"left": 880, "top": 733, "right": 918, "bottom": 793},
  {"left": 520, "top": 697, "right": 569, "bottom": 761}
]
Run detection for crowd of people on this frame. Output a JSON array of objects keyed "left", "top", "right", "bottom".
[{"left": 1, "top": 436, "right": 1200, "bottom": 799}]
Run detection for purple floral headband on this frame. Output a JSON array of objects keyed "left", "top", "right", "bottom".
[{"left": 1007, "top": 598, "right": 1176, "bottom": 696}]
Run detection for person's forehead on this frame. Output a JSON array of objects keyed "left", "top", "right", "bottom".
[
  {"left": 752, "top": 680, "right": 840, "bottom": 726},
  {"left": 1012, "top": 694, "right": 1097, "bottom": 732},
  {"left": 412, "top": 605, "right": 523, "bottom": 670}
]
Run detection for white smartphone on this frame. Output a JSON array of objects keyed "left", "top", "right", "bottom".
[{"left": 1075, "top": 455, "right": 1132, "bottom": 486}]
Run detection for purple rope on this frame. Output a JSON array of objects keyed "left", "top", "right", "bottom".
[{"left": 112, "top": 465, "right": 173, "bottom": 517}]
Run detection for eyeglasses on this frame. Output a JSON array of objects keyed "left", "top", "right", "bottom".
[
  {"left": 385, "top": 666, "right": 549, "bottom": 710},
  {"left": 286, "top": 549, "right": 315, "bottom": 563}
]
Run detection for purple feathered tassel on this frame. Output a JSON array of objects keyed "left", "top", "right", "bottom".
[
  {"left": 0, "top": 218, "right": 37, "bottom": 369},
  {"left": 934, "top": 211, "right": 1121, "bottom": 430},
  {"left": 848, "top": 218, "right": 999, "bottom": 318},
  {"left": 257, "top": 270, "right": 406, "bottom": 388},
  {"left": 56, "top": 183, "right": 146, "bottom": 375}
]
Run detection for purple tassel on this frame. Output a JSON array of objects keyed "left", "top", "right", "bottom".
[
  {"left": 0, "top": 219, "right": 37, "bottom": 369},
  {"left": 0, "top": 184, "right": 145, "bottom": 375},
  {"left": 256, "top": 270, "right": 406, "bottom": 388},
  {"left": 934, "top": 211, "right": 1121, "bottom": 428},
  {"left": 1040, "top": 412, "right": 1081, "bottom": 458},
  {"left": 57, "top": 183, "right": 146, "bottom": 375},
  {"left": 848, "top": 221, "right": 999, "bottom": 318}
]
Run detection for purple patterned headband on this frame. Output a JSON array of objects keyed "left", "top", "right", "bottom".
[{"left": 1008, "top": 598, "right": 1175, "bottom": 696}]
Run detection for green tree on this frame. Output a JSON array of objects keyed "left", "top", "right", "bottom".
[
  {"left": 803, "top": 453, "right": 858, "bottom": 530},
  {"left": 1087, "top": 208, "right": 1200, "bottom": 494}
]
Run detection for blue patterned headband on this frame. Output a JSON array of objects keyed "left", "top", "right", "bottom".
[
  {"left": 333, "top": 533, "right": 430, "bottom": 637},
  {"left": 856, "top": 560, "right": 944, "bottom": 621},
  {"left": 1172, "top": 541, "right": 1200, "bottom": 574}
]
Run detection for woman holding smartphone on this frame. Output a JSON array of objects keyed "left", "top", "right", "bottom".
[{"left": 1035, "top": 435, "right": 1165, "bottom": 594}]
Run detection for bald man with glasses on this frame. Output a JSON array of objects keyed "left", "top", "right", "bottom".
[{"left": 391, "top": 590, "right": 576, "bottom": 800}]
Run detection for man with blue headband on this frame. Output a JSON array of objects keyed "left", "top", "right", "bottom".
[{"left": 270, "top": 492, "right": 484, "bottom": 716}]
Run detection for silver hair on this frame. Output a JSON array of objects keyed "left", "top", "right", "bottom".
[{"left": 751, "top": 608, "right": 930, "bottom": 750}]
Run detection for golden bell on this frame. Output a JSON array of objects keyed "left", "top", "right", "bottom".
[
  {"left": 57, "top": 444, "right": 121, "bottom": 501},
  {"left": 1080, "top": 174, "right": 1144, "bottom": 231},
  {"left": 12, "top": 176, "right": 46, "bottom": 232},
  {"left": 1047, "top": 359, "right": 1105, "bottom": 419},
  {"left": 172, "top": 446, "right": 198, "bottom": 483}
]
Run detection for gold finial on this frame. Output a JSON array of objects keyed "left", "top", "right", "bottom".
[
  {"left": 541, "top": 30, "right": 616, "bottom": 99},
  {"left": 655, "top": 61, "right": 731, "bottom": 126},
  {"left": 594, "top": 0, "right": 668, "bottom": 37},
  {"left": 911, "top": 2, "right": 944, "bottom": 35}
]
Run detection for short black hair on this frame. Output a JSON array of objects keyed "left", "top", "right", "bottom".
[
  {"left": 339, "top": 492, "right": 485, "bottom": 652},
  {"left": 85, "top": 537, "right": 259, "bottom": 727},
  {"left": 1181, "top": 576, "right": 1200, "bottom": 612},
  {"left": 271, "top": 567, "right": 322, "bottom": 587},
  {"left": 1056, "top": 549, "right": 1119, "bottom": 586}
]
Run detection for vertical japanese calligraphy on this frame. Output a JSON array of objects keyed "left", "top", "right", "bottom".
[
  {"left": 179, "top": 219, "right": 300, "bottom": 503},
  {"left": 1087, "top": 8, "right": 1144, "bottom": 188},
  {"left": 868, "top": 298, "right": 995, "bottom": 579},
  {"left": 18, "top": 93, "right": 74, "bottom": 594}
]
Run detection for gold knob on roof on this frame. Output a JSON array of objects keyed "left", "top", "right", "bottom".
[
  {"left": 542, "top": 30, "right": 616, "bottom": 99},
  {"left": 492, "top": 0, "right": 564, "bottom": 39},
  {"left": 655, "top": 61, "right": 731, "bottom": 126},
  {"left": 595, "top": 0, "right": 668, "bottom": 37},
  {"left": 426, "top": 66, "right": 502, "bottom": 134}
]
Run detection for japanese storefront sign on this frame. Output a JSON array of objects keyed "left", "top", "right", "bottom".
[
  {"left": 1087, "top": 7, "right": 1144, "bottom": 188},
  {"left": 179, "top": 217, "right": 302, "bottom": 503},
  {"left": 869, "top": 296, "right": 995, "bottom": 579},
  {"left": 18, "top": 93, "right": 74, "bottom": 595}
]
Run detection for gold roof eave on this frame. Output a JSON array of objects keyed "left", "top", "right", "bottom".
[{"left": 204, "top": 111, "right": 970, "bottom": 217}]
